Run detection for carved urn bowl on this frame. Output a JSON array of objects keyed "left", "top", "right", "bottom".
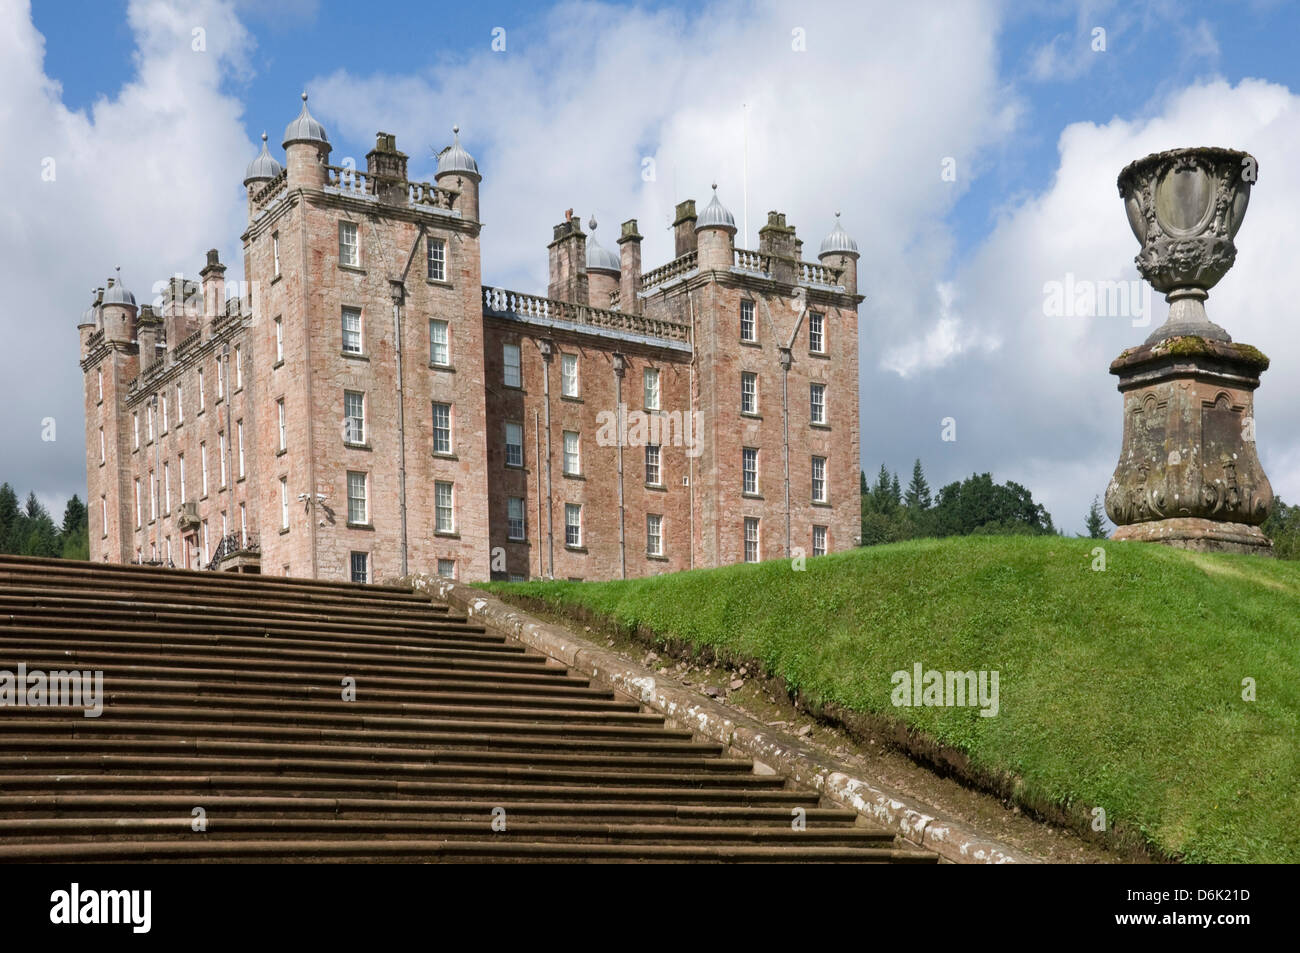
[{"left": 1118, "top": 147, "right": 1255, "bottom": 343}]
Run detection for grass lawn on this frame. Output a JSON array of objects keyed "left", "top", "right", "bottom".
[{"left": 481, "top": 536, "right": 1300, "bottom": 862}]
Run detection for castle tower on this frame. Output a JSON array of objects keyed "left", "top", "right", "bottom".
[
  {"left": 435, "top": 125, "right": 480, "bottom": 223},
  {"left": 695, "top": 185, "right": 737, "bottom": 272},
  {"left": 818, "top": 212, "right": 859, "bottom": 296},
  {"left": 584, "top": 217, "right": 621, "bottom": 309},
  {"left": 282, "top": 93, "right": 330, "bottom": 190},
  {"left": 100, "top": 270, "right": 138, "bottom": 345},
  {"left": 547, "top": 212, "right": 588, "bottom": 304}
]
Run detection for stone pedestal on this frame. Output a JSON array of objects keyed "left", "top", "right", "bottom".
[{"left": 1104, "top": 335, "right": 1273, "bottom": 555}]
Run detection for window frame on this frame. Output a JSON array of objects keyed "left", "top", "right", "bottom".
[
  {"left": 503, "top": 342, "right": 522, "bottom": 388},
  {"left": 432, "top": 402, "right": 453, "bottom": 455},
  {"left": 346, "top": 470, "right": 368, "bottom": 526},
  {"left": 339, "top": 220, "right": 359, "bottom": 268},
  {"left": 504, "top": 421, "right": 524, "bottom": 468},
  {"left": 742, "top": 447, "right": 758, "bottom": 495},
  {"left": 426, "top": 236, "right": 447, "bottom": 282},
  {"left": 344, "top": 390, "right": 366, "bottom": 445},
  {"left": 429, "top": 319, "right": 450, "bottom": 366},
  {"left": 341, "top": 307, "right": 364, "bottom": 355}
]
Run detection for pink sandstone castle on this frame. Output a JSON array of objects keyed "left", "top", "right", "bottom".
[{"left": 78, "top": 94, "right": 862, "bottom": 583}]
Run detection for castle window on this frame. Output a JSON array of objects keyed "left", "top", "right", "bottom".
[
  {"left": 503, "top": 343, "right": 521, "bottom": 388},
  {"left": 346, "top": 471, "right": 368, "bottom": 525},
  {"left": 432, "top": 402, "right": 452, "bottom": 454},
  {"left": 810, "top": 382, "right": 826, "bottom": 425},
  {"left": 218, "top": 433, "right": 227, "bottom": 487},
  {"left": 175, "top": 382, "right": 183, "bottom": 424},
  {"left": 161, "top": 394, "right": 169, "bottom": 432},
  {"left": 237, "top": 420, "right": 245, "bottom": 478},
  {"left": 274, "top": 317, "right": 284, "bottom": 363},
  {"left": 561, "top": 353, "right": 579, "bottom": 397},
  {"left": 809, "top": 312, "right": 825, "bottom": 353},
  {"left": 277, "top": 398, "right": 287, "bottom": 451},
  {"left": 344, "top": 391, "right": 365, "bottom": 445},
  {"left": 504, "top": 422, "right": 523, "bottom": 468},
  {"left": 350, "top": 552, "right": 369, "bottom": 583},
  {"left": 149, "top": 470, "right": 157, "bottom": 521},
  {"left": 342, "top": 307, "right": 363, "bottom": 355},
  {"left": 813, "top": 525, "right": 828, "bottom": 557},
  {"left": 134, "top": 479, "right": 141, "bottom": 529},
  {"left": 234, "top": 346, "right": 242, "bottom": 389},
  {"left": 647, "top": 514, "right": 663, "bottom": 556},
  {"left": 202, "top": 520, "right": 209, "bottom": 563},
  {"left": 427, "top": 237, "right": 446, "bottom": 282},
  {"left": 339, "top": 221, "right": 359, "bottom": 268},
  {"left": 200, "top": 442, "right": 209, "bottom": 497},
  {"left": 812, "top": 455, "right": 827, "bottom": 503},
  {"left": 98, "top": 427, "right": 105, "bottom": 465},
  {"left": 178, "top": 453, "right": 186, "bottom": 501},
  {"left": 645, "top": 444, "right": 661, "bottom": 486},
  {"left": 643, "top": 367, "right": 660, "bottom": 410},
  {"left": 272, "top": 232, "right": 281, "bottom": 277},
  {"left": 430, "top": 320, "right": 450, "bottom": 366},
  {"left": 239, "top": 503, "right": 247, "bottom": 545},
  {"left": 507, "top": 497, "right": 526, "bottom": 540},
  {"left": 435, "top": 481, "right": 455, "bottom": 534},
  {"left": 216, "top": 359, "right": 224, "bottom": 399},
  {"left": 100, "top": 497, "right": 107, "bottom": 538},
  {"left": 563, "top": 431, "right": 580, "bottom": 476},
  {"left": 437, "top": 559, "right": 455, "bottom": 579},
  {"left": 147, "top": 405, "right": 154, "bottom": 442},
  {"left": 740, "top": 300, "right": 756, "bottom": 342},
  {"left": 97, "top": 368, "right": 103, "bottom": 402},
  {"left": 280, "top": 477, "right": 289, "bottom": 530},
  {"left": 164, "top": 462, "right": 171, "bottom": 513},
  {"left": 197, "top": 368, "right": 205, "bottom": 411},
  {"left": 565, "top": 503, "right": 582, "bottom": 548},
  {"left": 744, "top": 517, "right": 760, "bottom": 563},
  {"left": 741, "top": 372, "right": 758, "bottom": 415},
  {"left": 132, "top": 413, "right": 139, "bottom": 450},
  {"left": 743, "top": 447, "right": 758, "bottom": 495}
]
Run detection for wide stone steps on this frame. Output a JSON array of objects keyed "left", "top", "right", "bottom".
[{"left": 0, "top": 554, "right": 937, "bottom": 863}]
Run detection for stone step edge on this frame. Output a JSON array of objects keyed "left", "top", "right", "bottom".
[{"left": 403, "top": 573, "right": 1038, "bottom": 866}]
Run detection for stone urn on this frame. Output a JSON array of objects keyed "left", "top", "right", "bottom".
[{"left": 1105, "top": 147, "right": 1273, "bottom": 554}]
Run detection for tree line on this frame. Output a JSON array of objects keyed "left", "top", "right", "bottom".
[{"left": 0, "top": 483, "right": 89, "bottom": 560}]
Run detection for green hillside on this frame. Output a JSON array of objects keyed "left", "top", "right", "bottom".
[{"left": 482, "top": 536, "right": 1300, "bottom": 862}]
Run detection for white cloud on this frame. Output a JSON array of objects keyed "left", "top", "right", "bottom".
[
  {"left": 930, "top": 77, "right": 1300, "bottom": 528},
  {"left": 0, "top": 0, "right": 255, "bottom": 502}
]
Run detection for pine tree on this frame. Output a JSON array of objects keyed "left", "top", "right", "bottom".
[
  {"left": 889, "top": 472, "right": 902, "bottom": 509},
  {"left": 0, "top": 483, "right": 18, "bottom": 553},
  {"left": 1085, "top": 496, "right": 1108, "bottom": 539},
  {"left": 59, "top": 495, "right": 90, "bottom": 561},
  {"left": 905, "top": 459, "right": 932, "bottom": 510}
]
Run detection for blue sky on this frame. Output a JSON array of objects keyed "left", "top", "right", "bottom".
[{"left": 9, "top": 0, "right": 1300, "bottom": 532}]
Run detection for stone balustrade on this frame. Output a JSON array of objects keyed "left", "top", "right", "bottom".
[
  {"left": 483, "top": 287, "right": 689, "bottom": 344},
  {"left": 408, "top": 181, "right": 457, "bottom": 211},
  {"left": 326, "top": 165, "right": 376, "bottom": 197},
  {"left": 798, "top": 260, "right": 843, "bottom": 287},
  {"left": 733, "top": 248, "right": 771, "bottom": 275},
  {"left": 251, "top": 169, "right": 287, "bottom": 207},
  {"left": 639, "top": 251, "right": 698, "bottom": 292}
]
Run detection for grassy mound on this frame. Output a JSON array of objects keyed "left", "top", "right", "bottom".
[{"left": 482, "top": 536, "right": 1300, "bottom": 862}]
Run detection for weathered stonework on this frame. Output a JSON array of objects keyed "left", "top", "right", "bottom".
[
  {"left": 1106, "top": 147, "right": 1273, "bottom": 555},
  {"left": 78, "top": 97, "right": 863, "bottom": 582}
]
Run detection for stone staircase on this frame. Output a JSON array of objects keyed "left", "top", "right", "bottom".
[{"left": 0, "top": 555, "right": 936, "bottom": 863}]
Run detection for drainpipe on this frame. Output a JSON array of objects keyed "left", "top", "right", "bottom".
[
  {"left": 389, "top": 279, "right": 409, "bottom": 577},
  {"left": 151, "top": 394, "right": 161, "bottom": 561},
  {"left": 612, "top": 352, "right": 627, "bottom": 579},
  {"left": 535, "top": 412, "right": 543, "bottom": 579},
  {"left": 779, "top": 346, "right": 792, "bottom": 557},
  {"left": 298, "top": 208, "right": 318, "bottom": 578},
  {"left": 538, "top": 339, "right": 555, "bottom": 578},
  {"left": 685, "top": 290, "right": 697, "bottom": 570},
  {"left": 221, "top": 343, "right": 234, "bottom": 554}
]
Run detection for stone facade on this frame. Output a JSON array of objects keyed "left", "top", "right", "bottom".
[{"left": 78, "top": 100, "right": 862, "bottom": 583}]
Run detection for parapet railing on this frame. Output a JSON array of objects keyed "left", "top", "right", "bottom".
[
  {"left": 639, "top": 251, "right": 698, "bottom": 292},
  {"left": 608, "top": 288, "right": 621, "bottom": 310},
  {"left": 733, "top": 248, "right": 771, "bottom": 275},
  {"left": 208, "top": 532, "right": 260, "bottom": 571},
  {"left": 482, "top": 287, "right": 690, "bottom": 344},
  {"left": 251, "top": 168, "right": 288, "bottom": 208},
  {"left": 325, "top": 165, "right": 458, "bottom": 212},
  {"left": 798, "top": 260, "right": 843, "bottom": 287}
]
